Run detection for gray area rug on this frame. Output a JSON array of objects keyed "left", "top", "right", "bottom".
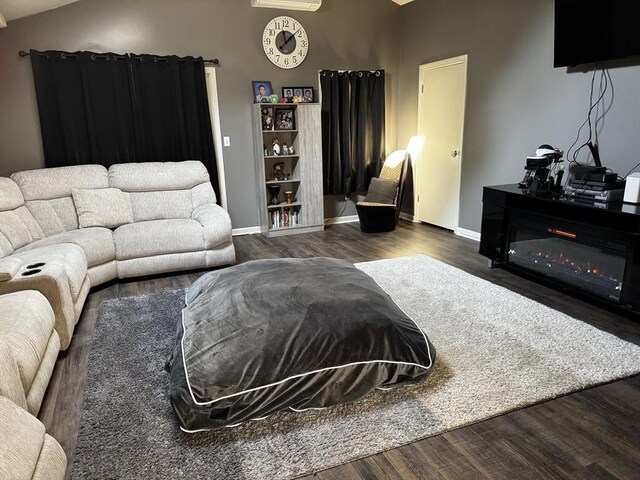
[{"left": 73, "top": 255, "right": 640, "bottom": 479}]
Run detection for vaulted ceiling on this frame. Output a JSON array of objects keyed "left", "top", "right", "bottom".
[{"left": 0, "top": 0, "right": 414, "bottom": 25}]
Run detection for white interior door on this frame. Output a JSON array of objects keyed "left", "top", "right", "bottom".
[{"left": 416, "top": 55, "right": 467, "bottom": 231}]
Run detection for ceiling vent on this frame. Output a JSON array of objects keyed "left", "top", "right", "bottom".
[{"left": 250, "top": 0, "right": 321, "bottom": 12}]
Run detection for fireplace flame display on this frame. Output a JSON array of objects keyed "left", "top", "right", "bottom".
[{"left": 508, "top": 237, "right": 624, "bottom": 301}]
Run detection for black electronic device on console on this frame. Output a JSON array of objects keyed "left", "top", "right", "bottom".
[
  {"left": 519, "top": 144, "right": 564, "bottom": 194},
  {"left": 564, "top": 141, "right": 626, "bottom": 202}
]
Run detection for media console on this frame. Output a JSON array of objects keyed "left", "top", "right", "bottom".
[{"left": 480, "top": 184, "right": 640, "bottom": 315}]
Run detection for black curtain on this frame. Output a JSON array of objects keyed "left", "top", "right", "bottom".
[
  {"left": 30, "top": 50, "right": 220, "bottom": 203},
  {"left": 320, "top": 69, "right": 385, "bottom": 197}
]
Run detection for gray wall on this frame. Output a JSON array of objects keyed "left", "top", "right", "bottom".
[
  {"left": 3, "top": 0, "right": 639, "bottom": 232},
  {"left": 397, "top": 0, "right": 640, "bottom": 232},
  {"left": 0, "top": 0, "right": 400, "bottom": 228}
]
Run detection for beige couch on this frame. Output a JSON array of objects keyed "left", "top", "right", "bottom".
[
  {"left": 0, "top": 161, "right": 235, "bottom": 348},
  {"left": 0, "top": 161, "right": 236, "bottom": 478}
]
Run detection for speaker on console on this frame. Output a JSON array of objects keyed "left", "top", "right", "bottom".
[{"left": 623, "top": 172, "right": 640, "bottom": 204}]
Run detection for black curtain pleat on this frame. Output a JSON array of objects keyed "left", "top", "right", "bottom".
[
  {"left": 320, "top": 69, "right": 385, "bottom": 197},
  {"left": 29, "top": 50, "right": 220, "bottom": 204}
]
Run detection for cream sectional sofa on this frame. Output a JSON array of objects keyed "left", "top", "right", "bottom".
[
  {"left": 0, "top": 160, "right": 235, "bottom": 478},
  {"left": 6, "top": 160, "right": 235, "bottom": 285},
  {"left": 0, "top": 160, "right": 234, "bottom": 348}
]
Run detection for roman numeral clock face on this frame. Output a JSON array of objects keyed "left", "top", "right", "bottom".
[{"left": 262, "top": 16, "right": 308, "bottom": 69}]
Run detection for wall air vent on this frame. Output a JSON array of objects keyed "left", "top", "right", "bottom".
[{"left": 250, "top": 0, "right": 321, "bottom": 11}]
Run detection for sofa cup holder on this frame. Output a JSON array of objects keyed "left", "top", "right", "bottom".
[
  {"left": 21, "top": 269, "right": 42, "bottom": 276},
  {"left": 26, "top": 262, "right": 46, "bottom": 269}
]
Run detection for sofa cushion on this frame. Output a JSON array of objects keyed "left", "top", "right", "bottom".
[
  {"left": 13, "top": 206, "right": 45, "bottom": 241},
  {"left": 12, "top": 165, "right": 109, "bottom": 235},
  {"left": 23, "top": 201, "right": 66, "bottom": 237},
  {"left": 128, "top": 190, "right": 193, "bottom": 222},
  {"left": 0, "top": 204, "right": 45, "bottom": 257},
  {"left": 16, "top": 228, "right": 115, "bottom": 267},
  {"left": 364, "top": 177, "right": 398, "bottom": 205},
  {"left": 11, "top": 165, "right": 109, "bottom": 201},
  {"left": 0, "top": 211, "right": 33, "bottom": 252},
  {"left": 108, "top": 161, "right": 210, "bottom": 192},
  {"left": 0, "top": 178, "right": 24, "bottom": 211},
  {"left": 109, "top": 161, "right": 213, "bottom": 222},
  {"left": 72, "top": 187, "right": 133, "bottom": 229},
  {"left": 114, "top": 219, "right": 205, "bottom": 260},
  {"left": 24, "top": 198, "right": 77, "bottom": 234}
]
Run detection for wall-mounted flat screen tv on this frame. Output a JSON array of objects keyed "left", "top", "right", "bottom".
[{"left": 554, "top": 0, "right": 640, "bottom": 67}]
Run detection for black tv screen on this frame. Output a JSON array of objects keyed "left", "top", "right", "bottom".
[{"left": 554, "top": 0, "right": 640, "bottom": 67}]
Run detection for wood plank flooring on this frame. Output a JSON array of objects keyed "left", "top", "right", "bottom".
[{"left": 37, "top": 221, "right": 640, "bottom": 479}]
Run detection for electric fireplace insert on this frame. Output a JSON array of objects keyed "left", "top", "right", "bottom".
[{"left": 480, "top": 184, "right": 640, "bottom": 315}]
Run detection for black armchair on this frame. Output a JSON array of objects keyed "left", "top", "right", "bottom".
[{"left": 356, "top": 150, "right": 410, "bottom": 233}]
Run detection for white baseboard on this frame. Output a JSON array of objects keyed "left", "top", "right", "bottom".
[
  {"left": 399, "top": 212, "right": 415, "bottom": 222},
  {"left": 455, "top": 227, "right": 481, "bottom": 242},
  {"left": 324, "top": 214, "right": 359, "bottom": 225},
  {"left": 232, "top": 226, "right": 261, "bottom": 236}
]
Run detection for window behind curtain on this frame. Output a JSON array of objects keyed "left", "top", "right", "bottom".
[{"left": 29, "top": 50, "right": 221, "bottom": 204}]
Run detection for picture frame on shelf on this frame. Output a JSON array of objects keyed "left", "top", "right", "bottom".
[
  {"left": 261, "top": 107, "right": 274, "bottom": 131},
  {"left": 274, "top": 107, "right": 295, "bottom": 130},
  {"left": 282, "top": 86, "right": 314, "bottom": 103},
  {"left": 253, "top": 81, "right": 273, "bottom": 103}
]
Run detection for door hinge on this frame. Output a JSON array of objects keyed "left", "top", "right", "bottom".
[
  {"left": 417, "top": 194, "right": 420, "bottom": 202},
  {"left": 421, "top": 84, "right": 424, "bottom": 94}
]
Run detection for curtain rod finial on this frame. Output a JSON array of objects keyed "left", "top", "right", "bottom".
[{"left": 19, "top": 50, "right": 29, "bottom": 57}]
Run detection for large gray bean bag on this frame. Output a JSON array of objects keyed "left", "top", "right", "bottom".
[{"left": 167, "top": 257, "right": 436, "bottom": 432}]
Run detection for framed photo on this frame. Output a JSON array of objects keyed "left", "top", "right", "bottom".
[
  {"left": 261, "top": 107, "right": 274, "bottom": 131},
  {"left": 252, "top": 81, "right": 273, "bottom": 103},
  {"left": 282, "top": 86, "right": 315, "bottom": 103},
  {"left": 274, "top": 107, "right": 296, "bottom": 130}
]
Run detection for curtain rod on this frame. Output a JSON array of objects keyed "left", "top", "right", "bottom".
[{"left": 19, "top": 50, "right": 219, "bottom": 65}]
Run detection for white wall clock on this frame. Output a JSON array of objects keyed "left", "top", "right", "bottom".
[{"left": 262, "top": 16, "right": 308, "bottom": 69}]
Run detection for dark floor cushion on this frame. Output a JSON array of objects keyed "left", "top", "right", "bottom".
[{"left": 167, "top": 257, "right": 436, "bottom": 432}]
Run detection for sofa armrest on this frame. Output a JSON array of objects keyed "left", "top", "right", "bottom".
[
  {"left": 0, "top": 257, "right": 23, "bottom": 282},
  {"left": 0, "top": 396, "right": 67, "bottom": 480},
  {"left": 0, "top": 343, "right": 28, "bottom": 411},
  {"left": 191, "top": 204, "right": 232, "bottom": 249}
]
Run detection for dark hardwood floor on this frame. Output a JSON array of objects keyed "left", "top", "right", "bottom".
[{"left": 38, "top": 221, "right": 640, "bottom": 479}]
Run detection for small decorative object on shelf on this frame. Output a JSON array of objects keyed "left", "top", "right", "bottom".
[
  {"left": 252, "top": 81, "right": 273, "bottom": 103},
  {"left": 282, "top": 86, "right": 314, "bottom": 103},
  {"left": 269, "top": 94, "right": 279, "bottom": 103},
  {"left": 285, "top": 191, "right": 293, "bottom": 204},
  {"left": 275, "top": 108, "right": 295, "bottom": 130},
  {"left": 282, "top": 87, "right": 294, "bottom": 103},
  {"left": 262, "top": 107, "right": 274, "bottom": 131},
  {"left": 273, "top": 162, "right": 285, "bottom": 180},
  {"left": 282, "top": 143, "right": 289, "bottom": 155},
  {"left": 268, "top": 185, "right": 281, "bottom": 205},
  {"left": 289, "top": 145, "right": 294, "bottom": 154},
  {"left": 272, "top": 139, "right": 281, "bottom": 155}
]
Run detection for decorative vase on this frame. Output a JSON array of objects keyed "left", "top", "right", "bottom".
[
  {"left": 268, "top": 185, "right": 281, "bottom": 205},
  {"left": 285, "top": 191, "right": 293, "bottom": 204}
]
